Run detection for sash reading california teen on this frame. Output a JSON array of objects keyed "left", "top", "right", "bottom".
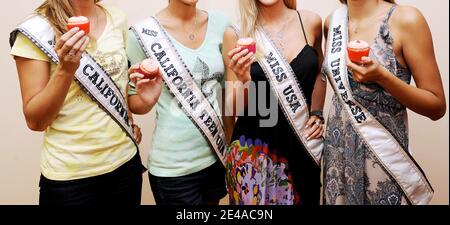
[
  {"left": 130, "top": 17, "right": 227, "bottom": 166},
  {"left": 231, "top": 25, "right": 324, "bottom": 166},
  {"left": 10, "top": 16, "right": 139, "bottom": 148},
  {"left": 324, "top": 6, "right": 433, "bottom": 205}
]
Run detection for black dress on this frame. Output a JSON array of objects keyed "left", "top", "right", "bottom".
[{"left": 225, "top": 13, "right": 321, "bottom": 205}]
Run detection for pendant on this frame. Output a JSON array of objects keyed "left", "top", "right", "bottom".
[{"left": 189, "top": 34, "right": 196, "bottom": 40}]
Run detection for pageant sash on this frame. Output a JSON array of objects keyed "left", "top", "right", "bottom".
[
  {"left": 254, "top": 26, "right": 323, "bottom": 165},
  {"left": 130, "top": 17, "right": 227, "bottom": 165},
  {"left": 324, "top": 6, "right": 433, "bottom": 205},
  {"left": 10, "top": 16, "right": 138, "bottom": 147}
]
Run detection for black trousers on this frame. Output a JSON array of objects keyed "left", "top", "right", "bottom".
[
  {"left": 39, "top": 153, "right": 144, "bottom": 206},
  {"left": 148, "top": 161, "right": 227, "bottom": 205}
]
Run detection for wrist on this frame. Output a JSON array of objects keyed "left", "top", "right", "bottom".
[
  {"left": 238, "top": 72, "right": 252, "bottom": 84},
  {"left": 310, "top": 110, "right": 324, "bottom": 121},
  {"left": 140, "top": 94, "right": 157, "bottom": 109},
  {"left": 375, "top": 66, "right": 390, "bottom": 86},
  {"left": 55, "top": 64, "right": 76, "bottom": 77}
]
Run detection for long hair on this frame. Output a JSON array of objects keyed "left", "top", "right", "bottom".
[
  {"left": 35, "top": 0, "right": 101, "bottom": 37},
  {"left": 339, "top": 0, "right": 396, "bottom": 3},
  {"left": 239, "top": 0, "right": 296, "bottom": 59}
]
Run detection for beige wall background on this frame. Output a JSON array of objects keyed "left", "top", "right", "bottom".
[{"left": 0, "top": 0, "right": 448, "bottom": 205}]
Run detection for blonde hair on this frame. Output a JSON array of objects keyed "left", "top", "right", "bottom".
[
  {"left": 35, "top": 0, "right": 101, "bottom": 37},
  {"left": 239, "top": 0, "right": 297, "bottom": 59},
  {"left": 339, "top": 0, "right": 395, "bottom": 3}
]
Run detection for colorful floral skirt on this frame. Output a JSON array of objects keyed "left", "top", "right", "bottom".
[{"left": 225, "top": 135, "right": 301, "bottom": 205}]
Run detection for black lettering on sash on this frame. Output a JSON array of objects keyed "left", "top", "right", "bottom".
[
  {"left": 172, "top": 76, "right": 183, "bottom": 86},
  {"left": 104, "top": 87, "right": 114, "bottom": 99},
  {"left": 210, "top": 123, "right": 218, "bottom": 137},
  {"left": 266, "top": 52, "right": 277, "bottom": 64},
  {"left": 124, "top": 112, "right": 130, "bottom": 126},
  {"left": 199, "top": 110, "right": 218, "bottom": 136},
  {"left": 341, "top": 90, "right": 348, "bottom": 101},
  {"left": 160, "top": 57, "right": 170, "bottom": 68},
  {"left": 270, "top": 61, "right": 280, "bottom": 71},
  {"left": 267, "top": 53, "right": 287, "bottom": 82},
  {"left": 164, "top": 64, "right": 175, "bottom": 73},
  {"left": 290, "top": 102, "right": 301, "bottom": 114},
  {"left": 190, "top": 100, "right": 200, "bottom": 111},
  {"left": 88, "top": 71, "right": 99, "bottom": 85},
  {"left": 154, "top": 50, "right": 166, "bottom": 62},
  {"left": 182, "top": 89, "right": 193, "bottom": 100},
  {"left": 151, "top": 43, "right": 162, "bottom": 53},
  {"left": 96, "top": 78, "right": 105, "bottom": 90},
  {"left": 166, "top": 66, "right": 179, "bottom": 77},
  {"left": 204, "top": 116, "right": 213, "bottom": 128},
  {"left": 351, "top": 105, "right": 361, "bottom": 116},
  {"left": 283, "top": 85, "right": 301, "bottom": 113},
  {"left": 355, "top": 113, "right": 367, "bottom": 123},
  {"left": 331, "top": 25, "right": 342, "bottom": 53},
  {"left": 331, "top": 59, "right": 340, "bottom": 73},
  {"left": 115, "top": 101, "right": 123, "bottom": 114},
  {"left": 110, "top": 94, "right": 118, "bottom": 106},
  {"left": 83, "top": 64, "right": 94, "bottom": 76},
  {"left": 100, "top": 83, "right": 109, "bottom": 95},
  {"left": 216, "top": 137, "right": 225, "bottom": 154},
  {"left": 283, "top": 85, "right": 294, "bottom": 96},
  {"left": 142, "top": 28, "right": 158, "bottom": 37},
  {"left": 177, "top": 83, "right": 188, "bottom": 94}
]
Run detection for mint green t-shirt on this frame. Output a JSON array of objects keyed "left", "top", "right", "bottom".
[{"left": 127, "top": 11, "right": 230, "bottom": 177}]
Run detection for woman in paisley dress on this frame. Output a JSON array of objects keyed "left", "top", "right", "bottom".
[
  {"left": 223, "top": 0, "right": 326, "bottom": 205},
  {"left": 323, "top": 0, "right": 446, "bottom": 205}
]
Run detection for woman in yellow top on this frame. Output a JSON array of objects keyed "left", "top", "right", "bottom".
[{"left": 10, "top": 0, "right": 143, "bottom": 205}]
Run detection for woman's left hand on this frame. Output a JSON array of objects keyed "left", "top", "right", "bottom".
[
  {"left": 305, "top": 115, "right": 324, "bottom": 140},
  {"left": 132, "top": 123, "right": 142, "bottom": 144},
  {"left": 347, "top": 56, "right": 387, "bottom": 84},
  {"left": 128, "top": 115, "right": 142, "bottom": 144}
]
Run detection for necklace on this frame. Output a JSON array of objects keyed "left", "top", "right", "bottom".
[
  {"left": 89, "top": 6, "right": 99, "bottom": 32},
  {"left": 187, "top": 10, "right": 198, "bottom": 41},
  {"left": 261, "top": 13, "right": 291, "bottom": 52},
  {"left": 349, "top": 2, "right": 381, "bottom": 35}
]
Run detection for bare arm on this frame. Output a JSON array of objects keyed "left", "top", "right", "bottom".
[
  {"left": 302, "top": 11, "right": 326, "bottom": 140},
  {"left": 387, "top": 7, "right": 446, "bottom": 120},
  {"left": 349, "top": 7, "right": 446, "bottom": 121},
  {"left": 127, "top": 64, "right": 162, "bottom": 115},
  {"left": 222, "top": 27, "right": 254, "bottom": 142},
  {"left": 309, "top": 12, "right": 327, "bottom": 113},
  {"left": 14, "top": 28, "right": 89, "bottom": 131}
]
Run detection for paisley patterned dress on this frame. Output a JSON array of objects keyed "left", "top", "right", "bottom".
[{"left": 323, "top": 5, "right": 412, "bottom": 205}]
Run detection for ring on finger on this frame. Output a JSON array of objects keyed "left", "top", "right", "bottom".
[{"left": 67, "top": 51, "right": 76, "bottom": 57}]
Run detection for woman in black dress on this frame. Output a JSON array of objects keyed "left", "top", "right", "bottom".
[{"left": 222, "top": 0, "right": 326, "bottom": 205}]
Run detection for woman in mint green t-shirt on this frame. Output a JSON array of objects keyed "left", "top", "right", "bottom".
[{"left": 127, "top": 0, "right": 230, "bottom": 205}]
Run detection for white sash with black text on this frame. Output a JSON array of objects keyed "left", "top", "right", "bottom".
[
  {"left": 10, "top": 16, "right": 138, "bottom": 147},
  {"left": 130, "top": 17, "right": 227, "bottom": 165},
  {"left": 324, "top": 6, "right": 433, "bottom": 205}
]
